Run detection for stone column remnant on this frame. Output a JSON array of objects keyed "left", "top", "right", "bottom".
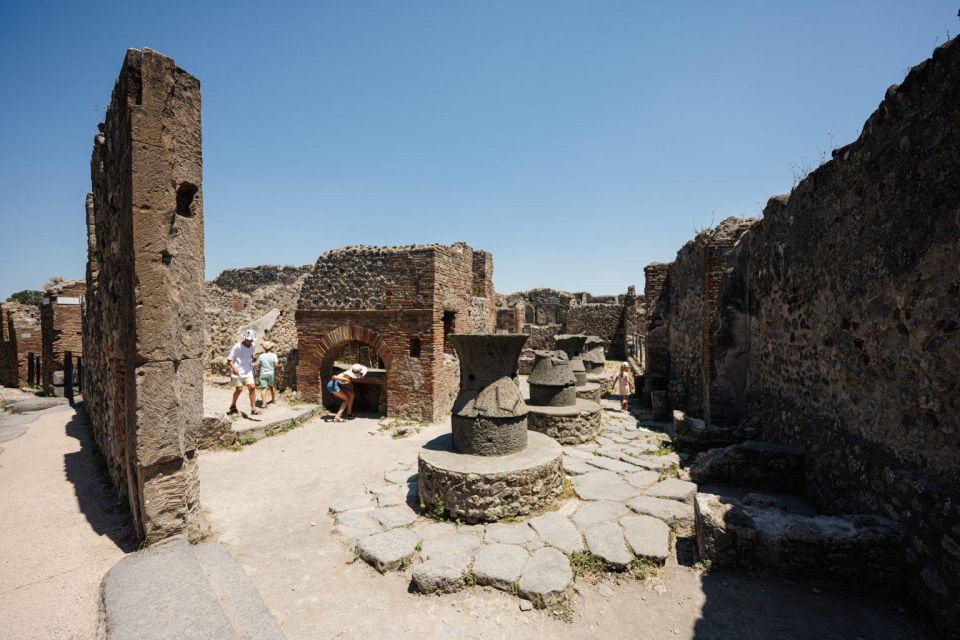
[
  {"left": 527, "top": 350, "right": 577, "bottom": 407},
  {"left": 450, "top": 334, "right": 529, "bottom": 456},
  {"left": 554, "top": 334, "right": 588, "bottom": 386}
]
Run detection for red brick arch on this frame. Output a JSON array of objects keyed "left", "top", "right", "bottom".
[{"left": 313, "top": 324, "right": 394, "bottom": 371}]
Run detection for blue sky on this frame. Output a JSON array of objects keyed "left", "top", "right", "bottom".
[{"left": 0, "top": 1, "right": 956, "bottom": 296}]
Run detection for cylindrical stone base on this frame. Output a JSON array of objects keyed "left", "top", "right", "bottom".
[
  {"left": 529, "top": 383, "right": 577, "bottom": 407},
  {"left": 586, "top": 372, "right": 613, "bottom": 391},
  {"left": 418, "top": 432, "right": 563, "bottom": 524},
  {"left": 573, "top": 369, "right": 587, "bottom": 386},
  {"left": 576, "top": 382, "right": 602, "bottom": 403},
  {"left": 452, "top": 414, "right": 528, "bottom": 456},
  {"left": 526, "top": 399, "right": 602, "bottom": 444}
]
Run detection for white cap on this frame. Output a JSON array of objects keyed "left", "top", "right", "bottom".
[{"left": 243, "top": 329, "right": 256, "bottom": 342}]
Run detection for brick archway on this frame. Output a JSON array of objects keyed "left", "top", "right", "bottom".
[{"left": 312, "top": 325, "right": 394, "bottom": 416}]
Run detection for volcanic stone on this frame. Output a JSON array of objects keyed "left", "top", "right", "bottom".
[
  {"left": 518, "top": 547, "right": 573, "bottom": 607},
  {"left": 355, "top": 528, "right": 422, "bottom": 573}
]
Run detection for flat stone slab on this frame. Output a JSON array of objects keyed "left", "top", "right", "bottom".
[
  {"left": 571, "top": 500, "right": 628, "bottom": 529},
  {"left": 572, "top": 470, "right": 639, "bottom": 502},
  {"left": 472, "top": 543, "right": 529, "bottom": 592},
  {"left": 596, "top": 445, "right": 626, "bottom": 458},
  {"left": 100, "top": 539, "right": 284, "bottom": 640},
  {"left": 384, "top": 469, "right": 418, "bottom": 484},
  {"left": 518, "top": 547, "right": 572, "bottom": 607},
  {"left": 624, "top": 470, "right": 661, "bottom": 489},
  {"left": 585, "top": 455, "right": 638, "bottom": 474},
  {"left": 562, "top": 456, "right": 593, "bottom": 475},
  {"left": 355, "top": 528, "right": 422, "bottom": 573},
  {"left": 370, "top": 506, "right": 417, "bottom": 529},
  {"left": 562, "top": 447, "right": 596, "bottom": 460},
  {"left": 627, "top": 496, "right": 695, "bottom": 529},
  {"left": 621, "top": 514, "right": 670, "bottom": 564},
  {"left": 333, "top": 511, "right": 382, "bottom": 543},
  {"left": 627, "top": 455, "right": 677, "bottom": 471},
  {"left": 528, "top": 512, "right": 584, "bottom": 555},
  {"left": 377, "top": 493, "right": 404, "bottom": 508},
  {"left": 412, "top": 552, "right": 471, "bottom": 594},
  {"left": 485, "top": 522, "right": 538, "bottom": 546},
  {"left": 646, "top": 478, "right": 698, "bottom": 504},
  {"left": 421, "top": 532, "right": 482, "bottom": 559},
  {"left": 583, "top": 522, "right": 632, "bottom": 570},
  {"left": 329, "top": 493, "right": 374, "bottom": 514}
]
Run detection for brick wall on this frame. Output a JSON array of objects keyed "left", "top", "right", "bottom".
[
  {"left": 40, "top": 280, "right": 85, "bottom": 395},
  {"left": 0, "top": 302, "right": 41, "bottom": 387},
  {"left": 642, "top": 263, "right": 670, "bottom": 392},
  {"left": 84, "top": 48, "right": 207, "bottom": 544},
  {"left": 296, "top": 242, "right": 495, "bottom": 422}
]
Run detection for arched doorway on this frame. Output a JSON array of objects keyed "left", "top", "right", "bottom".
[{"left": 314, "top": 325, "right": 393, "bottom": 418}]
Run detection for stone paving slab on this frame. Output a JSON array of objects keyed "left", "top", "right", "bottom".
[
  {"left": 332, "top": 510, "right": 382, "bottom": 543},
  {"left": 572, "top": 470, "right": 640, "bottom": 501},
  {"left": 585, "top": 456, "right": 638, "bottom": 474},
  {"left": 621, "top": 514, "right": 670, "bottom": 564},
  {"left": 421, "top": 532, "right": 483, "bottom": 559},
  {"left": 571, "top": 500, "right": 628, "bottom": 529},
  {"left": 646, "top": 478, "right": 698, "bottom": 504},
  {"left": 486, "top": 522, "right": 538, "bottom": 545},
  {"left": 528, "top": 512, "right": 584, "bottom": 555},
  {"left": 583, "top": 522, "right": 632, "bottom": 570},
  {"left": 355, "top": 528, "right": 422, "bottom": 573},
  {"left": 562, "top": 456, "right": 593, "bottom": 475},
  {"left": 371, "top": 506, "right": 417, "bottom": 529},
  {"left": 472, "top": 543, "right": 529, "bottom": 592},
  {"left": 412, "top": 551, "right": 471, "bottom": 594},
  {"left": 329, "top": 493, "right": 374, "bottom": 514},
  {"left": 518, "top": 547, "right": 572, "bottom": 607},
  {"left": 624, "top": 470, "right": 661, "bottom": 489},
  {"left": 627, "top": 496, "right": 695, "bottom": 529},
  {"left": 562, "top": 447, "right": 595, "bottom": 460}
]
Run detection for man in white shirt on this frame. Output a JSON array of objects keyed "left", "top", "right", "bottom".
[{"left": 228, "top": 329, "right": 259, "bottom": 416}]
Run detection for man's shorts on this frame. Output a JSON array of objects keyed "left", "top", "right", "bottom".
[
  {"left": 259, "top": 374, "right": 275, "bottom": 389},
  {"left": 231, "top": 372, "right": 255, "bottom": 387}
]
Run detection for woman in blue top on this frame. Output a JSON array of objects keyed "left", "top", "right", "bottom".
[{"left": 326, "top": 363, "right": 367, "bottom": 422}]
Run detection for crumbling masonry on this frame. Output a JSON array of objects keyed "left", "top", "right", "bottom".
[
  {"left": 40, "top": 279, "right": 85, "bottom": 396},
  {"left": 83, "top": 48, "right": 207, "bottom": 543},
  {"left": 0, "top": 302, "right": 41, "bottom": 387},
  {"left": 643, "top": 38, "right": 960, "bottom": 631},
  {"left": 296, "top": 243, "right": 496, "bottom": 422}
]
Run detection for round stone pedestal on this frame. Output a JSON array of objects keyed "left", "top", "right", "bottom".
[
  {"left": 576, "top": 382, "right": 602, "bottom": 403},
  {"left": 527, "top": 399, "right": 603, "bottom": 444},
  {"left": 587, "top": 372, "right": 612, "bottom": 391},
  {"left": 418, "top": 432, "right": 563, "bottom": 524}
]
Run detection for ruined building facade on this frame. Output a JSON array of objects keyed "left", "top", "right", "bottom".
[
  {"left": 40, "top": 279, "right": 85, "bottom": 396},
  {"left": 643, "top": 38, "right": 960, "bottom": 629},
  {"left": 0, "top": 302, "right": 41, "bottom": 387},
  {"left": 83, "top": 48, "right": 207, "bottom": 543},
  {"left": 296, "top": 243, "right": 496, "bottom": 421}
]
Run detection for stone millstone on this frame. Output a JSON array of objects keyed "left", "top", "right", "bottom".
[
  {"left": 554, "top": 334, "right": 588, "bottom": 387},
  {"left": 572, "top": 470, "right": 640, "bottom": 502},
  {"left": 472, "top": 543, "right": 530, "bottom": 592},
  {"left": 528, "top": 350, "right": 577, "bottom": 407},
  {"left": 583, "top": 522, "right": 632, "bottom": 570},
  {"left": 518, "top": 547, "right": 573, "bottom": 607},
  {"left": 528, "top": 512, "right": 584, "bottom": 555},
  {"left": 450, "top": 334, "right": 529, "bottom": 456},
  {"left": 355, "top": 527, "right": 422, "bottom": 573},
  {"left": 418, "top": 432, "right": 563, "bottom": 523},
  {"left": 620, "top": 514, "right": 670, "bottom": 565},
  {"left": 582, "top": 336, "right": 606, "bottom": 371},
  {"left": 526, "top": 399, "right": 603, "bottom": 445}
]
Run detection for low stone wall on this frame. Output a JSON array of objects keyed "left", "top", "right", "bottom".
[{"left": 689, "top": 441, "right": 804, "bottom": 493}]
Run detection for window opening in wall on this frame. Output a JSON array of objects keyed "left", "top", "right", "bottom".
[
  {"left": 410, "top": 338, "right": 421, "bottom": 358},
  {"left": 176, "top": 182, "right": 198, "bottom": 217},
  {"left": 443, "top": 311, "right": 456, "bottom": 352}
]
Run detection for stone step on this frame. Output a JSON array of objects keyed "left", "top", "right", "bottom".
[
  {"left": 690, "top": 440, "right": 805, "bottom": 493},
  {"left": 99, "top": 538, "right": 285, "bottom": 640},
  {"left": 695, "top": 492, "right": 905, "bottom": 590},
  {"left": 672, "top": 410, "right": 758, "bottom": 452}
]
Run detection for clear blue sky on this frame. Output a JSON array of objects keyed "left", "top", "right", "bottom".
[{"left": 1, "top": 1, "right": 957, "bottom": 297}]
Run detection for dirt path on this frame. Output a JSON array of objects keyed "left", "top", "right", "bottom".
[
  {"left": 199, "top": 414, "right": 934, "bottom": 640},
  {"left": 0, "top": 404, "right": 135, "bottom": 640}
]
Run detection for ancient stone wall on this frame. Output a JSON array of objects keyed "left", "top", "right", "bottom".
[
  {"left": 0, "top": 302, "right": 41, "bottom": 387},
  {"left": 296, "top": 242, "right": 495, "bottom": 421},
  {"left": 737, "top": 39, "right": 960, "bottom": 625},
  {"left": 651, "top": 38, "right": 960, "bottom": 630},
  {"left": 83, "top": 48, "right": 207, "bottom": 543},
  {"left": 204, "top": 264, "right": 311, "bottom": 389},
  {"left": 40, "top": 279, "right": 85, "bottom": 395},
  {"left": 641, "top": 263, "right": 670, "bottom": 394}
]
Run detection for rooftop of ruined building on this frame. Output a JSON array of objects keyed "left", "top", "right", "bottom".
[{"left": 317, "top": 241, "right": 484, "bottom": 260}]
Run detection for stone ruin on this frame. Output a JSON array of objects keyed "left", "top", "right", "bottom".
[
  {"left": 496, "top": 287, "right": 644, "bottom": 373},
  {"left": 295, "top": 243, "right": 496, "bottom": 421},
  {"left": 525, "top": 349, "right": 603, "bottom": 444},
  {"left": 0, "top": 301, "right": 41, "bottom": 387},
  {"left": 40, "top": 279, "right": 84, "bottom": 397},
  {"left": 634, "top": 37, "right": 960, "bottom": 633},
  {"left": 82, "top": 48, "right": 207, "bottom": 543},
  {"left": 417, "top": 334, "right": 563, "bottom": 522}
]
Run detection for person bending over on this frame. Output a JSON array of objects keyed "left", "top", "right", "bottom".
[{"left": 326, "top": 363, "right": 368, "bottom": 422}]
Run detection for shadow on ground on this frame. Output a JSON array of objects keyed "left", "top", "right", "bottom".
[{"left": 63, "top": 406, "right": 138, "bottom": 553}]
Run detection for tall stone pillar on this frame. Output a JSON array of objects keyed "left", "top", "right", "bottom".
[{"left": 86, "top": 48, "right": 207, "bottom": 543}]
